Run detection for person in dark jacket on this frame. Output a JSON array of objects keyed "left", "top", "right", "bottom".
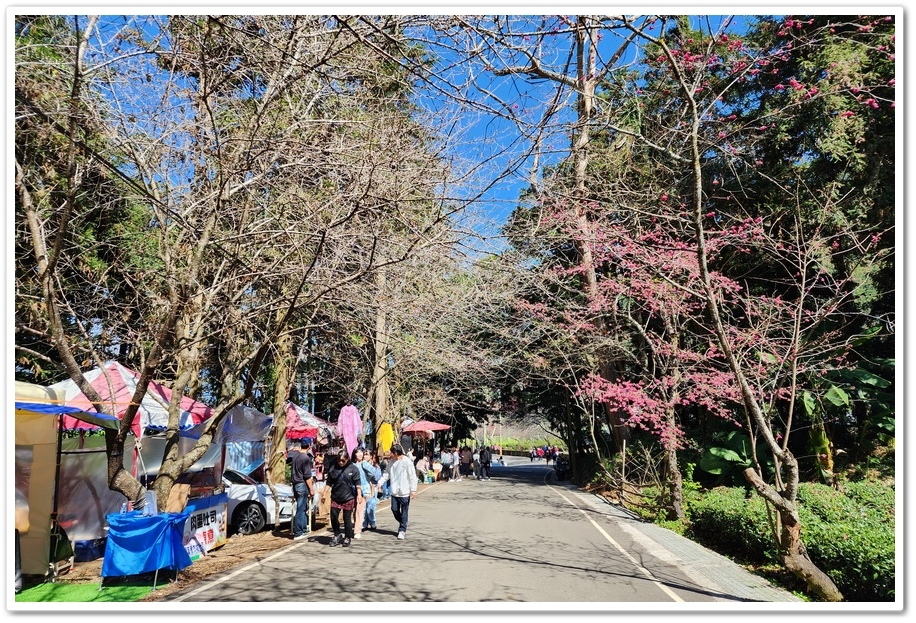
[
  {"left": 479, "top": 446, "right": 492, "bottom": 480},
  {"left": 324, "top": 449, "right": 363, "bottom": 547},
  {"left": 289, "top": 441, "right": 315, "bottom": 540}
]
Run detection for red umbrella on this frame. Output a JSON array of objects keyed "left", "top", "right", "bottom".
[{"left": 401, "top": 420, "right": 451, "bottom": 433}]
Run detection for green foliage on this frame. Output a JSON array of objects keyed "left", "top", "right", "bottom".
[
  {"left": 795, "top": 482, "right": 895, "bottom": 602},
  {"left": 683, "top": 481, "right": 895, "bottom": 601},
  {"left": 697, "top": 431, "right": 774, "bottom": 485},
  {"left": 685, "top": 487, "right": 777, "bottom": 562}
]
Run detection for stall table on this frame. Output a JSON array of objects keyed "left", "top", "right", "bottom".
[{"left": 100, "top": 511, "right": 192, "bottom": 589}]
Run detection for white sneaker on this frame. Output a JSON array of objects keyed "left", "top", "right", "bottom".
[
  {"left": 354, "top": 533, "right": 361, "bottom": 539},
  {"left": 397, "top": 531, "right": 405, "bottom": 540}
]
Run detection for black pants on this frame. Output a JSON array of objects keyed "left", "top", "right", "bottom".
[
  {"left": 330, "top": 503, "right": 355, "bottom": 539},
  {"left": 480, "top": 462, "right": 491, "bottom": 479},
  {"left": 391, "top": 495, "right": 411, "bottom": 533}
]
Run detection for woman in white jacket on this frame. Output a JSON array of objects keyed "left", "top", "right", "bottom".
[{"left": 377, "top": 444, "right": 418, "bottom": 540}]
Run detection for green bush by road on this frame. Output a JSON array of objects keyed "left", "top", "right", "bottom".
[{"left": 683, "top": 481, "right": 895, "bottom": 602}]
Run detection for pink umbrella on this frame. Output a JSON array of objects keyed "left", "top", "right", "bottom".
[
  {"left": 337, "top": 405, "right": 362, "bottom": 456},
  {"left": 401, "top": 420, "right": 451, "bottom": 433}
]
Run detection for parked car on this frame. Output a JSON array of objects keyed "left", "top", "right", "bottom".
[{"left": 222, "top": 468, "right": 293, "bottom": 536}]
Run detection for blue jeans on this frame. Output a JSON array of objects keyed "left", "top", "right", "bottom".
[
  {"left": 390, "top": 495, "right": 411, "bottom": 534},
  {"left": 293, "top": 482, "right": 310, "bottom": 537},
  {"left": 363, "top": 495, "right": 378, "bottom": 529}
]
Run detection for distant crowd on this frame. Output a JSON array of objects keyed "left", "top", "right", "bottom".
[
  {"left": 530, "top": 445, "right": 560, "bottom": 464},
  {"left": 413, "top": 444, "right": 505, "bottom": 483}
]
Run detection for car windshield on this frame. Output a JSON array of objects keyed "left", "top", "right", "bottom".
[{"left": 223, "top": 469, "right": 256, "bottom": 485}]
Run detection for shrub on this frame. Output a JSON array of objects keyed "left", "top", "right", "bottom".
[
  {"left": 796, "top": 482, "right": 895, "bottom": 602},
  {"left": 684, "top": 486, "right": 777, "bottom": 562},
  {"left": 682, "top": 482, "right": 895, "bottom": 601}
]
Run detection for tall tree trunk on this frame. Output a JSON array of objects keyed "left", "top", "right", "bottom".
[
  {"left": 655, "top": 27, "right": 846, "bottom": 599},
  {"left": 743, "top": 468, "right": 843, "bottom": 601},
  {"left": 569, "top": 18, "right": 628, "bottom": 453},
  {"left": 269, "top": 326, "right": 296, "bottom": 487},
  {"left": 664, "top": 405, "right": 685, "bottom": 521},
  {"left": 370, "top": 267, "right": 390, "bottom": 450}
]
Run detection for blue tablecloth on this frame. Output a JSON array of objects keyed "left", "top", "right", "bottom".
[{"left": 102, "top": 511, "right": 192, "bottom": 577}]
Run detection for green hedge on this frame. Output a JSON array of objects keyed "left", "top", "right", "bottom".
[
  {"left": 795, "top": 482, "right": 896, "bottom": 602},
  {"left": 686, "top": 486, "right": 777, "bottom": 562},
  {"left": 684, "top": 482, "right": 895, "bottom": 602}
]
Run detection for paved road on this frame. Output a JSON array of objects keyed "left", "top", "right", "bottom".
[{"left": 162, "top": 456, "right": 802, "bottom": 608}]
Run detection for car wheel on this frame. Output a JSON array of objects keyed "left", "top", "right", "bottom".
[{"left": 233, "top": 502, "right": 266, "bottom": 535}]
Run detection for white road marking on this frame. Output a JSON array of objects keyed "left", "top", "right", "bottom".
[
  {"left": 549, "top": 486, "right": 685, "bottom": 602},
  {"left": 171, "top": 545, "right": 300, "bottom": 602}
]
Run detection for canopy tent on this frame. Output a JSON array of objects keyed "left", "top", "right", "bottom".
[
  {"left": 14, "top": 381, "right": 119, "bottom": 577},
  {"left": 46, "top": 361, "right": 214, "bottom": 437},
  {"left": 15, "top": 369, "right": 272, "bottom": 568},
  {"left": 285, "top": 402, "right": 336, "bottom": 444}
]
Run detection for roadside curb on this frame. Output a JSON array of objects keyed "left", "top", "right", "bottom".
[{"left": 562, "top": 485, "right": 803, "bottom": 603}]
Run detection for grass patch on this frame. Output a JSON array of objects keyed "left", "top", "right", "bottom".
[{"left": 15, "top": 579, "right": 155, "bottom": 603}]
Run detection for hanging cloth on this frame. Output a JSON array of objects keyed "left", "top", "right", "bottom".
[
  {"left": 337, "top": 405, "right": 362, "bottom": 457},
  {"left": 377, "top": 422, "right": 394, "bottom": 453}
]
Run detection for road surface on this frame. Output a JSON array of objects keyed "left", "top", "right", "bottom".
[{"left": 161, "top": 455, "right": 802, "bottom": 609}]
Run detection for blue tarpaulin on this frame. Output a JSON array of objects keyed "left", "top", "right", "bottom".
[
  {"left": 101, "top": 511, "right": 192, "bottom": 577},
  {"left": 14, "top": 401, "right": 121, "bottom": 430}
]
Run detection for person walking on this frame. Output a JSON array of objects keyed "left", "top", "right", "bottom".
[
  {"left": 289, "top": 441, "right": 315, "bottom": 540},
  {"left": 325, "top": 449, "right": 363, "bottom": 547},
  {"left": 350, "top": 447, "right": 371, "bottom": 540},
  {"left": 363, "top": 451, "right": 383, "bottom": 530},
  {"left": 439, "top": 445, "right": 453, "bottom": 481},
  {"left": 460, "top": 447, "right": 473, "bottom": 478},
  {"left": 479, "top": 445, "right": 492, "bottom": 480},
  {"left": 378, "top": 452, "right": 391, "bottom": 500},
  {"left": 354, "top": 447, "right": 381, "bottom": 535},
  {"left": 376, "top": 444, "right": 418, "bottom": 540},
  {"left": 451, "top": 447, "right": 461, "bottom": 481}
]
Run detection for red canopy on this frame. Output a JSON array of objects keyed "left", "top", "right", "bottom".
[
  {"left": 285, "top": 402, "right": 335, "bottom": 442},
  {"left": 46, "top": 361, "right": 213, "bottom": 436},
  {"left": 401, "top": 420, "right": 451, "bottom": 433}
]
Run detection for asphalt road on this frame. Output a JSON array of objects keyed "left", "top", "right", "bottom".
[{"left": 160, "top": 455, "right": 802, "bottom": 610}]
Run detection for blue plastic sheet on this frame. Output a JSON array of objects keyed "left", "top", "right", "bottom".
[{"left": 101, "top": 511, "right": 192, "bottom": 577}]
